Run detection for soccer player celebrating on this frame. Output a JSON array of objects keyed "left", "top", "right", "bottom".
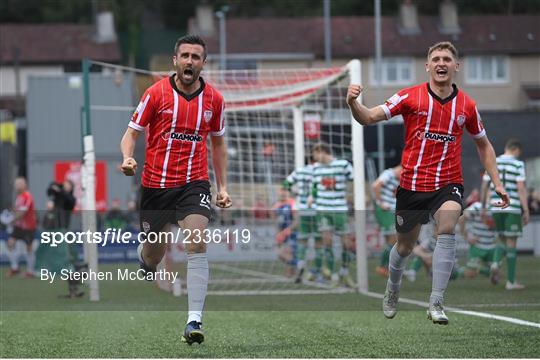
[
  {"left": 6, "top": 177, "right": 37, "bottom": 278},
  {"left": 347, "top": 41, "right": 509, "bottom": 324},
  {"left": 482, "top": 138, "right": 529, "bottom": 290},
  {"left": 372, "top": 165, "right": 402, "bottom": 277},
  {"left": 120, "top": 35, "right": 231, "bottom": 344}
]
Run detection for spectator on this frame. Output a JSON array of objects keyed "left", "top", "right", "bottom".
[
  {"left": 104, "top": 198, "right": 128, "bottom": 230},
  {"left": 528, "top": 188, "right": 540, "bottom": 215}
]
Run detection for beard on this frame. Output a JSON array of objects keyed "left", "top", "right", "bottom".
[{"left": 175, "top": 65, "right": 201, "bottom": 87}]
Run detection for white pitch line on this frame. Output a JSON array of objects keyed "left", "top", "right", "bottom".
[
  {"left": 208, "top": 288, "right": 353, "bottom": 296},
  {"left": 361, "top": 290, "right": 540, "bottom": 329},
  {"left": 450, "top": 303, "right": 540, "bottom": 308}
]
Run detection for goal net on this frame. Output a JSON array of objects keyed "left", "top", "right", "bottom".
[{"left": 80, "top": 60, "right": 368, "bottom": 300}]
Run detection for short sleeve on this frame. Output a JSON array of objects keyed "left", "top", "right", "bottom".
[
  {"left": 378, "top": 169, "right": 392, "bottom": 184},
  {"left": 129, "top": 89, "right": 155, "bottom": 132},
  {"left": 465, "top": 105, "right": 486, "bottom": 139},
  {"left": 380, "top": 89, "right": 410, "bottom": 120},
  {"left": 210, "top": 95, "right": 226, "bottom": 136},
  {"left": 286, "top": 170, "right": 297, "bottom": 185}
]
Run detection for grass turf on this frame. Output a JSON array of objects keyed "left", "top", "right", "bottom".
[{"left": 1, "top": 256, "right": 539, "bottom": 357}]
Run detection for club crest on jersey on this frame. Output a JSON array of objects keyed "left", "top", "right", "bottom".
[
  {"left": 415, "top": 130, "right": 456, "bottom": 143},
  {"left": 457, "top": 114, "right": 466, "bottom": 127},
  {"left": 203, "top": 110, "right": 213, "bottom": 122},
  {"left": 161, "top": 131, "right": 203, "bottom": 142}
]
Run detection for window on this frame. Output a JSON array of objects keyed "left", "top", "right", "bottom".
[
  {"left": 370, "top": 57, "right": 414, "bottom": 86},
  {"left": 465, "top": 56, "right": 508, "bottom": 84}
]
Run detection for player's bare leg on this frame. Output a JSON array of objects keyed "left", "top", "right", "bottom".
[
  {"left": 383, "top": 223, "right": 421, "bottom": 318},
  {"left": 137, "top": 224, "right": 169, "bottom": 280},
  {"left": 180, "top": 214, "right": 209, "bottom": 345},
  {"left": 429, "top": 201, "right": 461, "bottom": 324}
]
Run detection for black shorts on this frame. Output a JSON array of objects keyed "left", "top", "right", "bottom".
[
  {"left": 10, "top": 226, "right": 35, "bottom": 245},
  {"left": 139, "top": 180, "right": 212, "bottom": 233},
  {"left": 395, "top": 183, "right": 464, "bottom": 233}
]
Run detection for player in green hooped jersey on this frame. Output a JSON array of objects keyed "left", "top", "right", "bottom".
[
  {"left": 462, "top": 200, "right": 502, "bottom": 281},
  {"left": 283, "top": 162, "right": 321, "bottom": 284},
  {"left": 309, "top": 143, "right": 355, "bottom": 288},
  {"left": 372, "top": 165, "right": 402, "bottom": 277},
  {"left": 482, "top": 138, "right": 530, "bottom": 290}
]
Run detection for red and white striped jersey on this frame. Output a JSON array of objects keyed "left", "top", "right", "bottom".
[
  {"left": 381, "top": 83, "right": 485, "bottom": 192},
  {"left": 14, "top": 191, "right": 37, "bottom": 230},
  {"left": 128, "top": 75, "right": 225, "bottom": 188}
]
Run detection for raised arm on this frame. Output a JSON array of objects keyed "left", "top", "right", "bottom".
[{"left": 346, "top": 84, "right": 388, "bottom": 126}]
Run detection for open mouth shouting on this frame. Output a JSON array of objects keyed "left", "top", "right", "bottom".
[{"left": 435, "top": 68, "right": 448, "bottom": 80}]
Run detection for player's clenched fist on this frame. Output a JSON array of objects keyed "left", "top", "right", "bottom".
[
  {"left": 347, "top": 84, "right": 363, "bottom": 105},
  {"left": 216, "top": 190, "right": 232, "bottom": 208},
  {"left": 121, "top": 157, "right": 137, "bottom": 176}
]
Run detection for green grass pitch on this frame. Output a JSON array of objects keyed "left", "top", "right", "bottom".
[{"left": 1, "top": 256, "right": 539, "bottom": 358}]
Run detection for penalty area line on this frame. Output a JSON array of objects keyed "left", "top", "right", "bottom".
[{"left": 360, "top": 290, "right": 540, "bottom": 329}]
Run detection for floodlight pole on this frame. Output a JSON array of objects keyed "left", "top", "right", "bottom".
[
  {"left": 324, "top": 0, "right": 332, "bottom": 67},
  {"left": 216, "top": 6, "right": 229, "bottom": 71}
]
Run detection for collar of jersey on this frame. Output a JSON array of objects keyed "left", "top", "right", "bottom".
[
  {"left": 426, "top": 82, "right": 458, "bottom": 105},
  {"left": 169, "top": 74, "right": 206, "bottom": 101}
]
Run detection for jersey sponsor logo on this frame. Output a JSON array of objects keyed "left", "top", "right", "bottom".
[
  {"left": 203, "top": 109, "right": 213, "bottom": 122},
  {"left": 161, "top": 132, "right": 203, "bottom": 142},
  {"left": 321, "top": 177, "right": 337, "bottom": 190},
  {"left": 457, "top": 114, "right": 466, "bottom": 127},
  {"left": 415, "top": 130, "right": 456, "bottom": 143}
]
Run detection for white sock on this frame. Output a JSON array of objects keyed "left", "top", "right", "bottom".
[
  {"left": 8, "top": 247, "right": 19, "bottom": 271},
  {"left": 387, "top": 244, "right": 409, "bottom": 292},
  {"left": 297, "top": 259, "right": 305, "bottom": 270},
  {"left": 26, "top": 251, "right": 35, "bottom": 274},
  {"left": 430, "top": 234, "right": 456, "bottom": 306},
  {"left": 186, "top": 253, "right": 208, "bottom": 324}
]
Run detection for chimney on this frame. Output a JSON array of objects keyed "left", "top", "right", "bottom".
[
  {"left": 193, "top": 3, "right": 215, "bottom": 36},
  {"left": 398, "top": 0, "right": 420, "bottom": 35},
  {"left": 439, "top": 0, "right": 460, "bottom": 34},
  {"left": 95, "top": 11, "right": 117, "bottom": 43}
]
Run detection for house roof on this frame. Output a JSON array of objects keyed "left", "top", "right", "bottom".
[
  {"left": 193, "top": 15, "right": 540, "bottom": 58},
  {"left": 0, "top": 24, "right": 121, "bottom": 65}
]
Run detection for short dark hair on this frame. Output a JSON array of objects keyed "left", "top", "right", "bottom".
[
  {"left": 174, "top": 34, "right": 207, "bottom": 59},
  {"left": 505, "top": 138, "right": 522, "bottom": 151},
  {"left": 312, "top": 143, "right": 332, "bottom": 155},
  {"left": 427, "top": 41, "right": 459, "bottom": 60}
]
